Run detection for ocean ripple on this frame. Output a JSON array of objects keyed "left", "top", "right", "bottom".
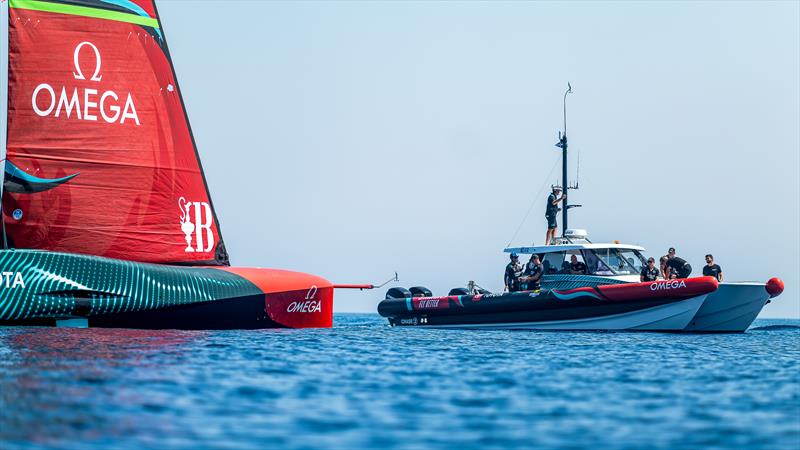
[{"left": 0, "top": 316, "right": 798, "bottom": 450}]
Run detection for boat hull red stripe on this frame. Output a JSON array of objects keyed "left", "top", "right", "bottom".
[
  {"left": 218, "top": 267, "right": 334, "bottom": 328},
  {"left": 572, "top": 276, "right": 719, "bottom": 302}
]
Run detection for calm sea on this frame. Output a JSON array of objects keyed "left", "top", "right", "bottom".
[{"left": 1, "top": 315, "right": 798, "bottom": 450}]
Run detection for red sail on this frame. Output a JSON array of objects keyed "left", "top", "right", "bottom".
[{"left": 3, "top": 0, "right": 228, "bottom": 265}]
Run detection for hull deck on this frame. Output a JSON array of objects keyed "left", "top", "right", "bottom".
[{"left": 0, "top": 250, "right": 333, "bottom": 330}]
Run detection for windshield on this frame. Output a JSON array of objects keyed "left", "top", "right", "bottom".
[{"left": 587, "top": 249, "right": 646, "bottom": 275}]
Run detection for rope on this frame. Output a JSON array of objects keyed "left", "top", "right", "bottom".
[{"left": 505, "top": 157, "right": 560, "bottom": 248}]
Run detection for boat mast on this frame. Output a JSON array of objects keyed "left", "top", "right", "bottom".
[{"left": 556, "top": 83, "right": 572, "bottom": 236}]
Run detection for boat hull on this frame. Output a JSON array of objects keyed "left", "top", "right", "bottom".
[
  {"left": 683, "top": 282, "right": 770, "bottom": 332},
  {"left": 379, "top": 278, "right": 717, "bottom": 331},
  {"left": 0, "top": 250, "right": 333, "bottom": 330},
  {"left": 541, "top": 274, "right": 777, "bottom": 332}
]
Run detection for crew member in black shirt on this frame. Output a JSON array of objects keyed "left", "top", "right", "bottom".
[
  {"left": 666, "top": 247, "right": 692, "bottom": 278},
  {"left": 544, "top": 186, "right": 566, "bottom": 245},
  {"left": 520, "top": 254, "right": 544, "bottom": 291},
  {"left": 569, "top": 254, "right": 587, "bottom": 274},
  {"left": 504, "top": 253, "right": 523, "bottom": 292},
  {"left": 640, "top": 257, "right": 659, "bottom": 282},
  {"left": 702, "top": 254, "right": 723, "bottom": 281}
]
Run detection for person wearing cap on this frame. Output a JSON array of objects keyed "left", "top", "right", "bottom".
[
  {"left": 520, "top": 254, "right": 544, "bottom": 291},
  {"left": 641, "top": 257, "right": 660, "bottom": 282},
  {"left": 504, "top": 253, "right": 524, "bottom": 292},
  {"left": 544, "top": 186, "right": 566, "bottom": 245},
  {"left": 666, "top": 247, "right": 692, "bottom": 278},
  {"left": 702, "top": 254, "right": 723, "bottom": 281}
]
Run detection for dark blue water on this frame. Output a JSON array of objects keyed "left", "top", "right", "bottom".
[{"left": 1, "top": 316, "right": 798, "bottom": 450}]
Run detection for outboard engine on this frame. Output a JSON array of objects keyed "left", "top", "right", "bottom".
[
  {"left": 409, "top": 286, "right": 432, "bottom": 297},
  {"left": 385, "top": 287, "right": 412, "bottom": 299},
  {"left": 448, "top": 288, "right": 470, "bottom": 296}
]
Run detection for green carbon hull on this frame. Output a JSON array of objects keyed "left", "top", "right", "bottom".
[{"left": 0, "top": 249, "right": 264, "bottom": 323}]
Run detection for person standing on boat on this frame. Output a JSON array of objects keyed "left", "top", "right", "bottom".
[
  {"left": 702, "top": 254, "right": 724, "bottom": 281},
  {"left": 544, "top": 186, "right": 566, "bottom": 245},
  {"left": 666, "top": 248, "right": 692, "bottom": 278},
  {"left": 641, "top": 257, "right": 660, "bottom": 282},
  {"left": 504, "top": 253, "right": 524, "bottom": 292},
  {"left": 521, "top": 254, "right": 544, "bottom": 291}
]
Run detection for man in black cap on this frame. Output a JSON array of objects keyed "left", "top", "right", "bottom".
[
  {"left": 666, "top": 247, "right": 692, "bottom": 278},
  {"left": 640, "top": 257, "right": 659, "bottom": 282},
  {"left": 504, "top": 253, "right": 523, "bottom": 292},
  {"left": 521, "top": 254, "right": 544, "bottom": 291},
  {"left": 702, "top": 254, "right": 723, "bottom": 281},
  {"left": 544, "top": 186, "right": 566, "bottom": 245}
]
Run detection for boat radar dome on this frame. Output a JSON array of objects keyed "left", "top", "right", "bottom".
[{"left": 564, "top": 229, "right": 588, "bottom": 240}]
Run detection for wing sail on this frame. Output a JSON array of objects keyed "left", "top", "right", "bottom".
[{"left": 4, "top": 0, "right": 229, "bottom": 265}]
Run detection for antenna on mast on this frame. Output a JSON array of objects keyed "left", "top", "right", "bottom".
[
  {"left": 563, "top": 82, "right": 572, "bottom": 134},
  {"left": 555, "top": 83, "right": 579, "bottom": 236}
]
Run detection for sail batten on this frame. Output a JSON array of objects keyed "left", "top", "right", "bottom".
[{"left": 4, "top": 0, "right": 229, "bottom": 265}]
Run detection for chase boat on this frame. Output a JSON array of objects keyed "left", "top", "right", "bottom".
[
  {"left": 378, "top": 85, "right": 784, "bottom": 332},
  {"left": 377, "top": 233, "right": 783, "bottom": 332},
  {"left": 502, "top": 230, "right": 785, "bottom": 332}
]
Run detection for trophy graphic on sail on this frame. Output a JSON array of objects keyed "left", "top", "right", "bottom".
[{"left": 179, "top": 197, "right": 195, "bottom": 253}]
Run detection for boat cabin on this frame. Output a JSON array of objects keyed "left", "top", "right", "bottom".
[{"left": 504, "top": 229, "right": 648, "bottom": 282}]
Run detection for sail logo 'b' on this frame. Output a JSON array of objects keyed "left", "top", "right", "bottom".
[
  {"left": 31, "top": 42, "right": 140, "bottom": 125},
  {"left": 179, "top": 197, "right": 215, "bottom": 253}
]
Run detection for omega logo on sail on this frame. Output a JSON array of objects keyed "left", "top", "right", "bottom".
[{"left": 31, "top": 42, "right": 140, "bottom": 125}]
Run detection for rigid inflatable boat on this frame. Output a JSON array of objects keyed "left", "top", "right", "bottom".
[
  {"left": 378, "top": 277, "right": 718, "bottom": 331},
  {"left": 503, "top": 231, "right": 786, "bottom": 332},
  {"left": 392, "top": 83, "right": 784, "bottom": 333}
]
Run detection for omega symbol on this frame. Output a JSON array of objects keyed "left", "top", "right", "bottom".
[{"left": 72, "top": 42, "right": 103, "bottom": 82}]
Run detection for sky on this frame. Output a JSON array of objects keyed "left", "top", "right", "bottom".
[{"left": 2, "top": 1, "right": 799, "bottom": 317}]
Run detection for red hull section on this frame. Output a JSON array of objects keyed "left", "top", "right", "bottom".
[
  {"left": 559, "top": 277, "right": 720, "bottom": 302},
  {"left": 392, "top": 277, "right": 719, "bottom": 312},
  {"left": 221, "top": 268, "right": 334, "bottom": 328}
]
